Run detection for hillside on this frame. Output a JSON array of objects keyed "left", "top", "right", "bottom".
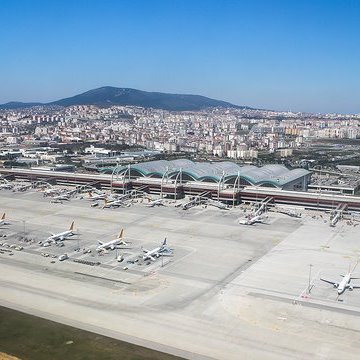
[
  {"left": 0, "top": 87, "right": 250, "bottom": 111},
  {"left": 50, "top": 86, "right": 246, "bottom": 111}
]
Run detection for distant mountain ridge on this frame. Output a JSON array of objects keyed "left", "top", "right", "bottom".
[
  {"left": 0, "top": 101, "right": 43, "bottom": 109},
  {"left": 0, "top": 86, "right": 251, "bottom": 111}
]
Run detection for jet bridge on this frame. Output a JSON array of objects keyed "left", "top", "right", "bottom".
[
  {"left": 330, "top": 203, "right": 347, "bottom": 227},
  {"left": 115, "top": 187, "right": 150, "bottom": 204},
  {"left": 182, "top": 191, "right": 211, "bottom": 210},
  {"left": 253, "top": 196, "right": 274, "bottom": 217}
]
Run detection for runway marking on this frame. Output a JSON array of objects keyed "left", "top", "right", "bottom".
[
  {"left": 249, "top": 291, "right": 360, "bottom": 317},
  {"left": 74, "top": 271, "right": 131, "bottom": 285}
]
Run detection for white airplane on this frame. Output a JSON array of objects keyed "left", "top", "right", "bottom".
[
  {"left": 87, "top": 190, "right": 107, "bottom": 201},
  {"left": 43, "top": 188, "right": 59, "bottom": 197},
  {"left": 96, "top": 229, "right": 131, "bottom": 251},
  {"left": 239, "top": 214, "right": 268, "bottom": 225},
  {"left": 0, "top": 213, "right": 10, "bottom": 226},
  {"left": 321, "top": 264, "right": 360, "bottom": 295},
  {"left": 102, "top": 198, "right": 126, "bottom": 208},
  {"left": 278, "top": 208, "right": 302, "bottom": 218},
  {"left": 0, "top": 180, "right": 13, "bottom": 190},
  {"left": 142, "top": 238, "right": 173, "bottom": 261},
  {"left": 15, "top": 183, "right": 32, "bottom": 192},
  {"left": 146, "top": 199, "right": 165, "bottom": 207},
  {"left": 207, "top": 201, "right": 229, "bottom": 210},
  {"left": 285, "top": 210, "right": 302, "bottom": 218},
  {"left": 51, "top": 193, "right": 71, "bottom": 202},
  {"left": 44, "top": 221, "right": 76, "bottom": 245}
]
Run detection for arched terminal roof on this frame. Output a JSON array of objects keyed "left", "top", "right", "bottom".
[{"left": 102, "top": 159, "right": 310, "bottom": 187}]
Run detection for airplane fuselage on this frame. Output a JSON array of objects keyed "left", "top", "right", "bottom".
[
  {"left": 0, "top": 215, "right": 8, "bottom": 226},
  {"left": 143, "top": 245, "right": 168, "bottom": 260},
  {"left": 0, "top": 185, "right": 12, "bottom": 189},
  {"left": 48, "top": 230, "right": 74, "bottom": 242},
  {"left": 337, "top": 274, "right": 352, "bottom": 294},
  {"left": 239, "top": 215, "right": 264, "bottom": 225},
  {"left": 103, "top": 199, "right": 123, "bottom": 208},
  {"left": 97, "top": 238, "right": 122, "bottom": 251},
  {"left": 88, "top": 193, "right": 106, "bottom": 201}
]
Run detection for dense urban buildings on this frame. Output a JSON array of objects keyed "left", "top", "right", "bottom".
[{"left": 1, "top": 104, "right": 359, "bottom": 159}]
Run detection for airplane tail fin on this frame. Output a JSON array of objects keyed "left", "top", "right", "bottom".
[
  {"left": 1, "top": 213, "right": 5, "bottom": 220},
  {"left": 102, "top": 199, "right": 108, "bottom": 209},
  {"left": 118, "top": 229, "right": 124, "bottom": 239},
  {"left": 69, "top": 221, "right": 74, "bottom": 231}
]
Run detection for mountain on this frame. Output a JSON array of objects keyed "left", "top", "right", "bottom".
[
  {"left": 0, "top": 86, "right": 251, "bottom": 111},
  {"left": 0, "top": 101, "right": 43, "bottom": 109},
  {"left": 50, "top": 87, "right": 247, "bottom": 111}
]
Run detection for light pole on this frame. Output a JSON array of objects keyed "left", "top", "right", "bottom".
[
  {"left": 22, "top": 220, "right": 26, "bottom": 239},
  {"left": 308, "top": 264, "right": 313, "bottom": 293}
]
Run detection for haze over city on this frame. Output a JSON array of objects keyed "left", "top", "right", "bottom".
[{"left": 2, "top": 0, "right": 360, "bottom": 113}]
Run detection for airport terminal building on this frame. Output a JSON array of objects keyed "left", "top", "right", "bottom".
[
  {"left": 4, "top": 160, "right": 360, "bottom": 210},
  {"left": 106, "top": 159, "right": 311, "bottom": 192}
]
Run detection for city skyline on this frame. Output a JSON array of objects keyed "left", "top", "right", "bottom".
[{"left": 1, "top": 0, "right": 360, "bottom": 114}]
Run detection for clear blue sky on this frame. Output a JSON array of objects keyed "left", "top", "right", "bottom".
[{"left": 1, "top": 0, "right": 359, "bottom": 113}]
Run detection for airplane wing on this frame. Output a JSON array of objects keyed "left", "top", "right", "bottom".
[
  {"left": 119, "top": 240, "right": 131, "bottom": 245},
  {"left": 160, "top": 252, "right": 173, "bottom": 257},
  {"left": 149, "top": 255, "right": 156, "bottom": 261},
  {"left": 320, "top": 278, "right": 338, "bottom": 286}
]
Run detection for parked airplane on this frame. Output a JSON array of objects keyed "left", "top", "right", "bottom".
[
  {"left": 239, "top": 214, "right": 268, "bottom": 225},
  {"left": 146, "top": 199, "right": 165, "bottom": 207},
  {"left": 51, "top": 193, "right": 71, "bottom": 202},
  {"left": 207, "top": 200, "right": 229, "bottom": 210},
  {"left": 142, "top": 238, "right": 173, "bottom": 261},
  {"left": 87, "top": 190, "right": 107, "bottom": 201},
  {"left": 15, "top": 183, "right": 32, "bottom": 192},
  {"left": 102, "top": 198, "right": 126, "bottom": 208},
  {"left": 43, "top": 188, "right": 59, "bottom": 197},
  {"left": 278, "top": 208, "right": 302, "bottom": 218},
  {"left": 0, "top": 213, "right": 9, "bottom": 226},
  {"left": 44, "top": 221, "right": 76, "bottom": 245},
  {"left": 321, "top": 264, "right": 360, "bottom": 295},
  {"left": 96, "top": 229, "right": 131, "bottom": 251},
  {"left": 0, "top": 180, "right": 13, "bottom": 190}
]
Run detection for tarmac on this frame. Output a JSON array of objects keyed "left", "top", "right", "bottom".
[{"left": 1, "top": 187, "right": 360, "bottom": 359}]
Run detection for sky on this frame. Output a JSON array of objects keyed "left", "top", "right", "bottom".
[{"left": 1, "top": 0, "right": 360, "bottom": 113}]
